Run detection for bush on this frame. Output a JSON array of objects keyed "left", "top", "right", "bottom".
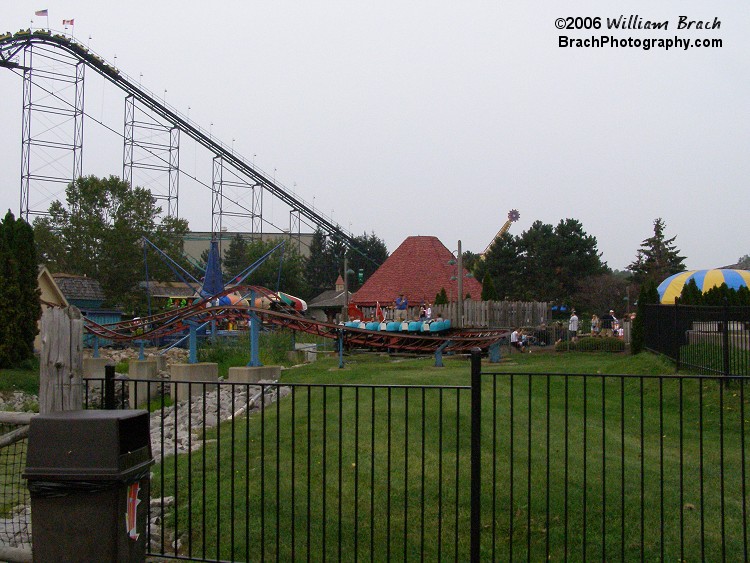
[
  {"left": 198, "top": 329, "right": 301, "bottom": 376},
  {"left": 555, "top": 336, "right": 625, "bottom": 353}
]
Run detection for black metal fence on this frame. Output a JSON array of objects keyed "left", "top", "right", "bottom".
[
  {"left": 78, "top": 353, "right": 750, "bottom": 561},
  {"left": 643, "top": 303, "right": 750, "bottom": 375}
]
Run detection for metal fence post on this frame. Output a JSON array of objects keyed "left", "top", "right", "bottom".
[
  {"left": 723, "top": 298, "right": 730, "bottom": 380},
  {"left": 470, "top": 347, "right": 482, "bottom": 562},
  {"left": 104, "top": 364, "right": 115, "bottom": 410}
]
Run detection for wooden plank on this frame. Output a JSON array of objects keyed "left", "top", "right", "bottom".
[{"left": 39, "top": 307, "right": 83, "bottom": 414}]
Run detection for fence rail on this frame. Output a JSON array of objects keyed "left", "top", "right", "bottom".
[
  {"left": 76, "top": 355, "right": 750, "bottom": 561},
  {"left": 6, "top": 353, "right": 746, "bottom": 561}
]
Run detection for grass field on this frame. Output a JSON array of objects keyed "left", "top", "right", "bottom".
[{"left": 151, "top": 349, "right": 750, "bottom": 561}]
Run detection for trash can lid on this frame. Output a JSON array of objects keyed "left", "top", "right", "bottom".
[{"left": 24, "top": 409, "right": 153, "bottom": 481}]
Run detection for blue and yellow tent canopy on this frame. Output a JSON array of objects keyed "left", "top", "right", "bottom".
[{"left": 657, "top": 269, "right": 750, "bottom": 304}]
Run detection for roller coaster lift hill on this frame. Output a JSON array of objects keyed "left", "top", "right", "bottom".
[{"left": 2, "top": 29, "right": 508, "bottom": 359}]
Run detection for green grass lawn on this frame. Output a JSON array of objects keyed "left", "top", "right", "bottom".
[{"left": 151, "top": 350, "right": 750, "bottom": 561}]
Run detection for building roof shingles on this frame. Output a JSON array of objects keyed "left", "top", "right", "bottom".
[{"left": 351, "top": 236, "right": 483, "bottom": 306}]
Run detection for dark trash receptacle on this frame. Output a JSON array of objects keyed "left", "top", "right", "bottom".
[{"left": 24, "top": 410, "right": 153, "bottom": 563}]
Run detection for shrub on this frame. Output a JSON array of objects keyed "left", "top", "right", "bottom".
[{"left": 555, "top": 336, "right": 625, "bottom": 353}]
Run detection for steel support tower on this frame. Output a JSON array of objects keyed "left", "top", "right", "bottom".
[
  {"left": 211, "top": 155, "right": 263, "bottom": 251},
  {"left": 123, "top": 94, "right": 180, "bottom": 218},
  {"left": 20, "top": 42, "right": 84, "bottom": 220}
]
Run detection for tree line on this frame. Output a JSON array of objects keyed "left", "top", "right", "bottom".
[{"left": 13, "top": 174, "right": 749, "bottom": 359}]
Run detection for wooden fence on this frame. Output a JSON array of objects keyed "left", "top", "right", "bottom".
[{"left": 360, "top": 300, "right": 549, "bottom": 329}]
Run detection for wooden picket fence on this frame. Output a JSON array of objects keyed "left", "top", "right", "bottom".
[{"left": 360, "top": 300, "right": 549, "bottom": 329}]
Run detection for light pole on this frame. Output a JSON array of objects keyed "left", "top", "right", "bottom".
[
  {"left": 448, "top": 240, "right": 470, "bottom": 329},
  {"left": 342, "top": 254, "right": 355, "bottom": 322}
]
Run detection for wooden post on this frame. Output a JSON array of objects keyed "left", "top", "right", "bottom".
[{"left": 39, "top": 306, "right": 84, "bottom": 413}]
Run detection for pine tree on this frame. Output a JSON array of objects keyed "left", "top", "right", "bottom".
[
  {"left": 13, "top": 215, "right": 41, "bottom": 359},
  {"left": 434, "top": 287, "right": 448, "bottom": 305},
  {"left": 481, "top": 272, "right": 498, "bottom": 301},
  {"left": 679, "top": 278, "right": 703, "bottom": 305},
  {"left": 628, "top": 218, "right": 686, "bottom": 286},
  {"left": 222, "top": 234, "right": 249, "bottom": 279},
  {"left": 0, "top": 211, "right": 27, "bottom": 366}
]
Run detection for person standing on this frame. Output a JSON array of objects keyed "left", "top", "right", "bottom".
[
  {"left": 590, "top": 314, "right": 600, "bottom": 337},
  {"left": 395, "top": 293, "right": 408, "bottom": 321},
  {"left": 511, "top": 328, "right": 525, "bottom": 352},
  {"left": 600, "top": 309, "right": 617, "bottom": 337},
  {"left": 568, "top": 311, "right": 579, "bottom": 342}
]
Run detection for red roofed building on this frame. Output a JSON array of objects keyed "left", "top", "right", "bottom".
[{"left": 351, "top": 236, "right": 483, "bottom": 307}]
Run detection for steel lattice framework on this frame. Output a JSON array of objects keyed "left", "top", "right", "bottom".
[
  {"left": 123, "top": 94, "right": 180, "bottom": 218},
  {"left": 19, "top": 41, "right": 84, "bottom": 220},
  {"left": 1, "top": 30, "right": 357, "bottom": 247}
]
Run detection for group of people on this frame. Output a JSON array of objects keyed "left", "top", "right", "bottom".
[
  {"left": 393, "top": 293, "right": 433, "bottom": 322},
  {"left": 588, "top": 309, "right": 620, "bottom": 337}
]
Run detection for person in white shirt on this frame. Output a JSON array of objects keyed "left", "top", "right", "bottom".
[{"left": 568, "top": 311, "right": 579, "bottom": 342}]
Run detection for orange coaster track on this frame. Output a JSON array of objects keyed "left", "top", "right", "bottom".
[{"left": 84, "top": 286, "right": 507, "bottom": 354}]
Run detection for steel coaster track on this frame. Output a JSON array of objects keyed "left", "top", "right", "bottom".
[
  {"left": 0, "top": 30, "right": 356, "bottom": 247},
  {"left": 83, "top": 285, "right": 507, "bottom": 354}
]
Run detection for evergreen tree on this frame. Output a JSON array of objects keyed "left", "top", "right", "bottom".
[
  {"left": 481, "top": 272, "right": 498, "bottom": 301},
  {"left": 679, "top": 278, "right": 703, "bottom": 305},
  {"left": 0, "top": 211, "right": 39, "bottom": 367},
  {"left": 476, "top": 231, "right": 522, "bottom": 300},
  {"left": 241, "top": 238, "right": 308, "bottom": 298},
  {"left": 305, "top": 229, "right": 333, "bottom": 297},
  {"left": 435, "top": 287, "right": 448, "bottom": 305},
  {"left": 346, "top": 232, "right": 388, "bottom": 292},
  {"left": 13, "top": 215, "right": 41, "bottom": 358},
  {"left": 222, "top": 234, "right": 249, "bottom": 279},
  {"left": 628, "top": 218, "right": 686, "bottom": 286},
  {"left": 479, "top": 218, "right": 606, "bottom": 303}
]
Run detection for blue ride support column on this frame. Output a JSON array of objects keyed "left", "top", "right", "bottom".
[
  {"left": 489, "top": 341, "right": 501, "bottom": 363},
  {"left": 138, "top": 339, "right": 145, "bottom": 361},
  {"left": 247, "top": 290, "right": 262, "bottom": 367},
  {"left": 338, "top": 329, "right": 345, "bottom": 369},
  {"left": 187, "top": 321, "right": 198, "bottom": 364},
  {"left": 92, "top": 336, "right": 100, "bottom": 359},
  {"left": 434, "top": 340, "right": 451, "bottom": 367}
]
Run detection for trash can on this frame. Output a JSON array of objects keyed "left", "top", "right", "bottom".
[{"left": 24, "top": 410, "right": 153, "bottom": 563}]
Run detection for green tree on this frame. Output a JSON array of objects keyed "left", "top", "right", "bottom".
[
  {"left": 628, "top": 218, "right": 686, "bottom": 286},
  {"left": 479, "top": 218, "right": 606, "bottom": 303},
  {"left": 33, "top": 175, "right": 190, "bottom": 313},
  {"left": 241, "top": 238, "right": 308, "bottom": 298},
  {"left": 571, "top": 272, "right": 629, "bottom": 317},
  {"left": 434, "top": 287, "right": 448, "bottom": 305},
  {"left": 481, "top": 271, "right": 498, "bottom": 301},
  {"left": 222, "top": 234, "right": 249, "bottom": 279},
  {"left": 305, "top": 229, "right": 334, "bottom": 297},
  {"left": 0, "top": 211, "right": 40, "bottom": 367},
  {"left": 346, "top": 232, "right": 388, "bottom": 292},
  {"left": 475, "top": 231, "right": 522, "bottom": 300},
  {"left": 679, "top": 278, "right": 703, "bottom": 305}
]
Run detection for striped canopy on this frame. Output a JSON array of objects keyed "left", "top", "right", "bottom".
[{"left": 657, "top": 269, "right": 750, "bottom": 304}]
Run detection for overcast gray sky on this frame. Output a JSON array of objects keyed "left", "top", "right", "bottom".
[{"left": 2, "top": 0, "right": 748, "bottom": 271}]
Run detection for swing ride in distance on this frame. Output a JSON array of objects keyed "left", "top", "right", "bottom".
[
  {"left": 82, "top": 237, "right": 508, "bottom": 355},
  {"left": 84, "top": 283, "right": 508, "bottom": 354}
]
